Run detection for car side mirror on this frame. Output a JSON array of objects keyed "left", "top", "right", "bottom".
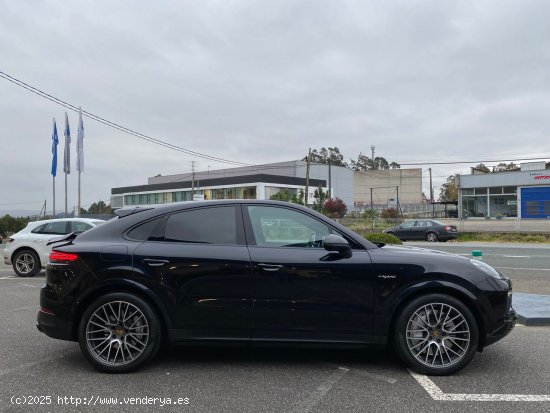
[{"left": 323, "top": 234, "right": 352, "bottom": 258}]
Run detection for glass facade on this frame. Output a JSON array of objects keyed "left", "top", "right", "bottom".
[
  {"left": 123, "top": 186, "right": 258, "bottom": 206},
  {"left": 461, "top": 186, "right": 518, "bottom": 218}
]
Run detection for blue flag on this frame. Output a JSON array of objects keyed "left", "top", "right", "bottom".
[{"left": 51, "top": 119, "right": 59, "bottom": 177}]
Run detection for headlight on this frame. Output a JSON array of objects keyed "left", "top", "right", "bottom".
[{"left": 470, "top": 259, "right": 503, "bottom": 279}]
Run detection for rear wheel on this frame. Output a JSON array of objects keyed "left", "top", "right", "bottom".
[
  {"left": 425, "top": 232, "right": 438, "bottom": 242},
  {"left": 13, "top": 249, "right": 40, "bottom": 277},
  {"left": 78, "top": 293, "right": 162, "bottom": 373},
  {"left": 394, "top": 294, "right": 479, "bottom": 375}
]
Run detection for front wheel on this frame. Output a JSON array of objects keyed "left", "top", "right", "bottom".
[
  {"left": 13, "top": 249, "right": 40, "bottom": 277},
  {"left": 78, "top": 293, "right": 162, "bottom": 373},
  {"left": 394, "top": 294, "right": 479, "bottom": 375}
]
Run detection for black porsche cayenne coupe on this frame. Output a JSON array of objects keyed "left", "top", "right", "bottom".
[{"left": 38, "top": 200, "right": 516, "bottom": 375}]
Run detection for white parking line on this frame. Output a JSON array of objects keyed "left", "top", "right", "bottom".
[
  {"left": 291, "top": 367, "right": 349, "bottom": 412},
  {"left": 12, "top": 306, "right": 38, "bottom": 312},
  {"left": 408, "top": 369, "right": 550, "bottom": 402}
]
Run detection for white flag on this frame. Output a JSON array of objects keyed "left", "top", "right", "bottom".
[
  {"left": 76, "top": 108, "right": 85, "bottom": 172},
  {"left": 63, "top": 112, "right": 71, "bottom": 174}
]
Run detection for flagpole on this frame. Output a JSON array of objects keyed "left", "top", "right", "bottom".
[
  {"left": 77, "top": 107, "right": 82, "bottom": 216},
  {"left": 53, "top": 176, "right": 56, "bottom": 217},
  {"left": 65, "top": 172, "right": 68, "bottom": 217},
  {"left": 52, "top": 117, "right": 56, "bottom": 217}
]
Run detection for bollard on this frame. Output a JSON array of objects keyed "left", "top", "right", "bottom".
[{"left": 472, "top": 250, "right": 483, "bottom": 261}]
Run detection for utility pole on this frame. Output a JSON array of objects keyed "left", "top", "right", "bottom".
[
  {"left": 429, "top": 167, "right": 433, "bottom": 202},
  {"left": 370, "top": 188, "right": 373, "bottom": 211},
  {"left": 191, "top": 161, "right": 196, "bottom": 200},
  {"left": 328, "top": 158, "right": 332, "bottom": 199},
  {"left": 305, "top": 148, "right": 311, "bottom": 206}
]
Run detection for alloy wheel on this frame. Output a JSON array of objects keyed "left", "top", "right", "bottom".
[
  {"left": 405, "top": 303, "right": 470, "bottom": 369},
  {"left": 15, "top": 253, "right": 35, "bottom": 275},
  {"left": 85, "top": 301, "right": 150, "bottom": 367}
]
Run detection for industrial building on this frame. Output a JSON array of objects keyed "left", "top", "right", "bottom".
[
  {"left": 110, "top": 160, "right": 423, "bottom": 212},
  {"left": 457, "top": 161, "right": 550, "bottom": 219}
]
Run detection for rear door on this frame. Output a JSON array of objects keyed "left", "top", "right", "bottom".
[
  {"left": 132, "top": 205, "right": 253, "bottom": 341},
  {"left": 411, "top": 220, "right": 428, "bottom": 240},
  {"left": 30, "top": 221, "right": 71, "bottom": 265}
]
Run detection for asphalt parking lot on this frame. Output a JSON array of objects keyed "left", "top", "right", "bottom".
[{"left": 1, "top": 255, "right": 549, "bottom": 413}]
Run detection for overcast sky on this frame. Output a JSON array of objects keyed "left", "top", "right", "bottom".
[{"left": 1, "top": 0, "right": 550, "bottom": 215}]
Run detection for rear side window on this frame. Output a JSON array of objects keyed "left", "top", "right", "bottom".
[
  {"left": 163, "top": 206, "right": 239, "bottom": 245},
  {"left": 31, "top": 221, "right": 69, "bottom": 235},
  {"left": 127, "top": 218, "right": 162, "bottom": 241},
  {"left": 71, "top": 221, "right": 93, "bottom": 232}
]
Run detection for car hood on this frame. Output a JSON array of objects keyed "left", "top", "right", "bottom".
[{"left": 374, "top": 244, "right": 470, "bottom": 264}]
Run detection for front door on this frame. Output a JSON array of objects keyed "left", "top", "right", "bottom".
[{"left": 243, "top": 205, "right": 375, "bottom": 343}]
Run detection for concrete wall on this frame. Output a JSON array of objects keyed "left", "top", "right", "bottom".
[{"left": 353, "top": 168, "right": 423, "bottom": 208}]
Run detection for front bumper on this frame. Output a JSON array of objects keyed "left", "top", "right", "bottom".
[{"left": 485, "top": 307, "right": 517, "bottom": 346}]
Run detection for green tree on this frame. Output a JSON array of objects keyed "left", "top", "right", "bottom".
[
  {"left": 492, "top": 162, "right": 520, "bottom": 172},
  {"left": 269, "top": 190, "right": 293, "bottom": 202},
  {"left": 312, "top": 186, "right": 329, "bottom": 212},
  {"left": 305, "top": 147, "right": 348, "bottom": 167},
  {"left": 472, "top": 163, "right": 490, "bottom": 173},
  {"left": 350, "top": 153, "right": 400, "bottom": 171},
  {"left": 87, "top": 201, "right": 112, "bottom": 215},
  {"left": 439, "top": 175, "right": 458, "bottom": 202}
]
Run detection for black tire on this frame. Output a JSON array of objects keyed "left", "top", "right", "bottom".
[
  {"left": 393, "top": 293, "right": 479, "bottom": 375},
  {"left": 425, "top": 232, "right": 438, "bottom": 242},
  {"left": 12, "top": 249, "right": 41, "bottom": 277},
  {"left": 78, "top": 292, "right": 162, "bottom": 373}
]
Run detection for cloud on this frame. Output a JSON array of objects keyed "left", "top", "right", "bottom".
[{"left": 1, "top": 0, "right": 549, "bottom": 213}]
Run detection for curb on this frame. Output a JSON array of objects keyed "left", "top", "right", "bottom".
[{"left": 513, "top": 293, "right": 550, "bottom": 326}]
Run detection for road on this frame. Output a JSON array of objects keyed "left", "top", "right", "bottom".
[
  {"left": 403, "top": 242, "right": 550, "bottom": 295},
  {"left": 1, "top": 242, "right": 549, "bottom": 412}
]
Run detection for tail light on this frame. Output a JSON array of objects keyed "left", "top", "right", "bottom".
[
  {"left": 49, "top": 251, "right": 79, "bottom": 263},
  {"left": 445, "top": 226, "right": 452, "bottom": 231}
]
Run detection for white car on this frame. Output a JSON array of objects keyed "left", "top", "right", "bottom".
[{"left": 2, "top": 218, "right": 104, "bottom": 277}]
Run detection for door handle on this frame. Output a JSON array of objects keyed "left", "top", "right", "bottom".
[
  {"left": 257, "top": 263, "right": 283, "bottom": 272},
  {"left": 142, "top": 258, "right": 170, "bottom": 267}
]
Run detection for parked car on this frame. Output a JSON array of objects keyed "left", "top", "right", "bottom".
[
  {"left": 384, "top": 219, "right": 458, "bottom": 242},
  {"left": 38, "top": 201, "right": 515, "bottom": 375},
  {"left": 3, "top": 218, "right": 104, "bottom": 277}
]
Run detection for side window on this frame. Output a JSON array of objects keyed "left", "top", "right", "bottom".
[
  {"left": 31, "top": 224, "right": 47, "bottom": 234},
  {"left": 72, "top": 221, "right": 93, "bottom": 233},
  {"left": 400, "top": 221, "right": 415, "bottom": 228},
  {"left": 425, "top": 221, "right": 433, "bottom": 227},
  {"left": 246, "top": 206, "right": 330, "bottom": 248},
  {"left": 415, "top": 221, "right": 427, "bottom": 227},
  {"left": 127, "top": 218, "right": 162, "bottom": 241},
  {"left": 33, "top": 221, "right": 69, "bottom": 235},
  {"left": 163, "top": 206, "right": 239, "bottom": 245}
]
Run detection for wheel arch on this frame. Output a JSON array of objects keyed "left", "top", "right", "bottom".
[
  {"left": 11, "top": 246, "right": 41, "bottom": 267},
  {"left": 71, "top": 280, "right": 172, "bottom": 342},
  {"left": 386, "top": 282, "right": 488, "bottom": 349}
]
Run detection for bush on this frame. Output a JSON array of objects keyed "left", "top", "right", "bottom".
[
  {"left": 380, "top": 208, "right": 399, "bottom": 219},
  {"left": 323, "top": 197, "right": 347, "bottom": 218},
  {"left": 365, "top": 232, "right": 403, "bottom": 245}
]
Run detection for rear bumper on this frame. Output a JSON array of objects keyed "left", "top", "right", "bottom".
[
  {"left": 36, "top": 309, "right": 75, "bottom": 342},
  {"left": 485, "top": 307, "right": 517, "bottom": 347}
]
